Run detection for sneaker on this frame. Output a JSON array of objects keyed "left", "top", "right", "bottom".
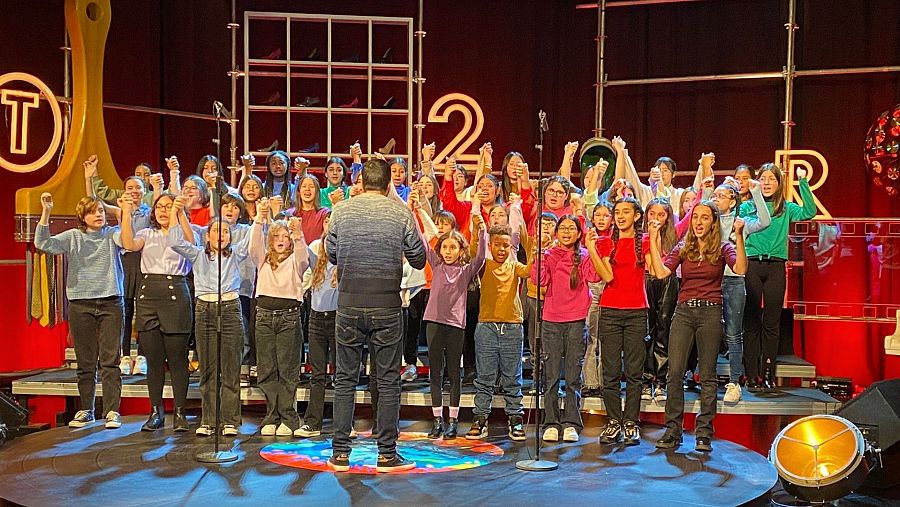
[
  {"left": 119, "top": 356, "right": 132, "bottom": 375},
  {"left": 622, "top": 420, "right": 641, "bottom": 446},
  {"left": 542, "top": 427, "right": 559, "bottom": 442},
  {"left": 654, "top": 384, "right": 667, "bottom": 402},
  {"left": 276, "top": 423, "right": 293, "bottom": 436},
  {"left": 655, "top": 432, "right": 682, "bottom": 449},
  {"left": 400, "top": 364, "right": 418, "bottom": 382},
  {"left": 294, "top": 424, "right": 321, "bottom": 438},
  {"left": 641, "top": 385, "right": 652, "bottom": 401},
  {"left": 195, "top": 425, "right": 214, "bottom": 436},
  {"left": 68, "top": 410, "right": 95, "bottom": 428},
  {"left": 563, "top": 427, "right": 579, "bottom": 442},
  {"left": 260, "top": 424, "right": 277, "bottom": 436},
  {"left": 222, "top": 424, "right": 239, "bottom": 436},
  {"left": 508, "top": 416, "right": 527, "bottom": 441},
  {"left": 104, "top": 411, "right": 122, "bottom": 429},
  {"left": 328, "top": 453, "right": 350, "bottom": 472},
  {"left": 133, "top": 355, "right": 147, "bottom": 375},
  {"left": 695, "top": 436, "right": 713, "bottom": 452},
  {"left": 240, "top": 374, "right": 250, "bottom": 388},
  {"left": 376, "top": 453, "right": 416, "bottom": 473},
  {"left": 599, "top": 420, "right": 622, "bottom": 444},
  {"left": 466, "top": 417, "right": 488, "bottom": 440},
  {"left": 349, "top": 427, "right": 358, "bottom": 439},
  {"left": 249, "top": 365, "right": 258, "bottom": 378},
  {"left": 724, "top": 382, "right": 742, "bottom": 404}
]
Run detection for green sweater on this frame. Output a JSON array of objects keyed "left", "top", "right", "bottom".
[{"left": 739, "top": 177, "right": 816, "bottom": 259}]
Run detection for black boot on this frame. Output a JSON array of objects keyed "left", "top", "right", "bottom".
[
  {"left": 173, "top": 407, "right": 188, "bottom": 432},
  {"left": 142, "top": 406, "right": 164, "bottom": 431},
  {"left": 763, "top": 366, "right": 777, "bottom": 391},
  {"left": 444, "top": 418, "right": 458, "bottom": 439},
  {"left": 427, "top": 417, "right": 443, "bottom": 439}
]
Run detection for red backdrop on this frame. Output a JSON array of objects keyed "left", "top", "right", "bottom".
[{"left": 1, "top": 1, "right": 898, "bottom": 385}]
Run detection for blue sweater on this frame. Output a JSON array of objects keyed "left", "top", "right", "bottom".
[
  {"left": 34, "top": 224, "right": 124, "bottom": 300},
  {"left": 168, "top": 226, "right": 249, "bottom": 297}
]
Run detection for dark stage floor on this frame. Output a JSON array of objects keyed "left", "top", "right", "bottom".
[{"left": 0, "top": 410, "right": 778, "bottom": 507}]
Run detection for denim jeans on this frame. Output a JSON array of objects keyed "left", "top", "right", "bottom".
[
  {"left": 255, "top": 305, "right": 301, "bottom": 430},
  {"left": 598, "top": 308, "right": 647, "bottom": 424},
  {"left": 68, "top": 296, "right": 124, "bottom": 414},
  {"left": 195, "top": 299, "right": 245, "bottom": 427},
  {"left": 473, "top": 322, "right": 524, "bottom": 417},
  {"left": 240, "top": 295, "right": 257, "bottom": 366},
  {"left": 542, "top": 320, "right": 587, "bottom": 431},
  {"left": 665, "top": 304, "right": 723, "bottom": 439},
  {"left": 722, "top": 276, "right": 745, "bottom": 383},
  {"left": 304, "top": 309, "right": 336, "bottom": 430},
  {"left": 584, "top": 282, "right": 605, "bottom": 388},
  {"left": 332, "top": 306, "right": 403, "bottom": 458}
]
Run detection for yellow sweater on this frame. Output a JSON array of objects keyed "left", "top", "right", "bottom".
[{"left": 479, "top": 257, "right": 530, "bottom": 323}]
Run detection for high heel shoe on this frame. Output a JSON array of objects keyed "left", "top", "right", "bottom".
[
  {"left": 339, "top": 97, "right": 359, "bottom": 108},
  {"left": 444, "top": 418, "right": 458, "bottom": 439},
  {"left": 427, "top": 417, "right": 443, "bottom": 439},
  {"left": 260, "top": 91, "right": 282, "bottom": 106},
  {"left": 141, "top": 406, "right": 165, "bottom": 431},
  {"left": 257, "top": 140, "right": 279, "bottom": 152},
  {"left": 340, "top": 52, "right": 360, "bottom": 63},
  {"left": 261, "top": 48, "right": 282, "bottom": 60},
  {"left": 377, "top": 138, "right": 396, "bottom": 155},
  {"left": 297, "top": 96, "right": 320, "bottom": 107},
  {"left": 173, "top": 407, "right": 189, "bottom": 432},
  {"left": 380, "top": 47, "right": 393, "bottom": 64},
  {"left": 299, "top": 142, "right": 320, "bottom": 153},
  {"left": 381, "top": 96, "right": 396, "bottom": 109},
  {"left": 306, "top": 47, "right": 320, "bottom": 61}
]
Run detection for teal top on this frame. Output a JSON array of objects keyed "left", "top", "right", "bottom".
[
  {"left": 739, "top": 177, "right": 816, "bottom": 259},
  {"left": 319, "top": 184, "right": 350, "bottom": 209}
]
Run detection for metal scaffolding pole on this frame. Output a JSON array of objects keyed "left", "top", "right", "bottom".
[
  {"left": 593, "top": 0, "right": 607, "bottom": 137},
  {"left": 782, "top": 0, "right": 798, "bottom": 154},
  {"left": 228, "top": 0, "right": 240, "bottom": 186},
  {"left": 414, "top": 0, "right": 425, "bottom": 170}
]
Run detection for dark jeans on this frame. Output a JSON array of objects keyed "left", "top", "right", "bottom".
[
  {"left": 463, "top": 287, "right": 480, "bottom": 370},
  {"left": 426, "top": 321, "right": 464, "bottom": 407},
  {"left": 305, "top": 309, "right": 336, "bottom": 430},
  {"left": 332, "top": 306, "right": 403, "bottom": 458},
  {"left": 256, "top": 305, "right": 301, "bottom": 429},
  {"left": 523, "top": 295, "right": 539, "bottom": 367},
  {"left": 542, "top": 320, "right": 587, "bottom": 431},
  {"left": 599, "top": 308, "right": 647, "bottom": 424},
  {"left": 722, "top": 276, "right": 746, "bottom": 383},
  {"left": 473, "top": 322, "right": 524, "bottom": 417},
  {"left": 645, "top": 275, "right": 679, "bottom": 384},
  {"left": 141, "top": 327, "right": 189, "bottom": 407},
  {"left": 403, "top": 289, "right": 428, "bottom": 365},
  {"left": 240, "top": 295, "right": 257, "bottom": 366},
  {"left": 121, "top": 250, "right": 143, "bottom": 356},
  {"left": 195, "top": 299, "right": 245, "bottom": 427},
  {"left": 666, "top": 305, "right": 723, "bottom": 439},
  {"left": 68, "top": 296, "right": 124, "bottom": 414},
  {"left": 743, "top": 260, "right": 786, "bottom": 379}
]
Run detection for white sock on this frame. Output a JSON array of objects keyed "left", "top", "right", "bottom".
[
  {"left": 432, "top": 406, "right": 443, "bottom": 418},
  {"left": 449, "top": 407, "right": 460, "bottom": 419}
]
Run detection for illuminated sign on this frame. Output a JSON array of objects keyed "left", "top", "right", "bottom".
[
  {"left": 0, "top": 72, "right": 63, "bottom": 173},
  {"left": 776, "top": 149, "right": 832, "bottom": 219},
  {"left": 427, "top": 93, "right": 485, "bottom": 169}
]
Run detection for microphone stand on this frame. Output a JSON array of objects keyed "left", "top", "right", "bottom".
[
  {"left": 196, "top": 101, "right": 238, "bottom": 463},
  {"left": 516, "top": 110, "right": 558, "bottom": 472}
]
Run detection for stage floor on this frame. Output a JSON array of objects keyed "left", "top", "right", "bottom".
[{"left": 0, "top": 411, "right": 778, "bottom": 507}]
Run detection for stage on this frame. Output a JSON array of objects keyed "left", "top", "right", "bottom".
[{"left": 0, "top": 411, "right": 778, "bottom": 507}]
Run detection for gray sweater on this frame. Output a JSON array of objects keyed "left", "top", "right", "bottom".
[
  {"left": 34, "top": 224, "right": 124, "bottom": 300},
  {"left": 327, "top": 193, "right": 426, "bottom": 308}
]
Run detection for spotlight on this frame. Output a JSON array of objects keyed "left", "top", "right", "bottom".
[{"left": 769, "top": 415, "right": 881, "bottom": 503}]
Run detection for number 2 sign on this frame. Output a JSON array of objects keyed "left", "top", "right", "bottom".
[{"left": 426, "top": 93, "right": 484, "bottom": 169}]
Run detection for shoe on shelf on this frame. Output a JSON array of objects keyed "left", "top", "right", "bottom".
[
  {"left": 695, "top": 436, "right": 713, "bottom": 452},
  {"left": 466, "top": 417, "right": 488, "bottom": 440},
  {"left": 623, "top": 420, "right": 641, "bottom": 446},
  {"left": 339, "top": 97, "right": 359, "bottom": 108},
  {"left": 508, "top": 415, "right": 526, "bottom": 441},
  {"left": 257, "top": 140, "right": 279, "bottom": 153},
  {"left": 294, "top": 424, "right": 321, "bottom": 438},
  {"left": 655, "top": 432, "right": 682, "bottom": 449},
  {"left": 563, "top": 427, "right": 579, "bottom": 443},
  {"left": 105, "top": 411, "right": 122, "bottom": 429},
  {"left": 380, "top": 96, "right": 396, "bottom": 109},
  {"left": 297, "top": 96, "right": 320, "bottom": 107},
  {"left": 444, "top": 418, "right": 458, "bottom": 439},
  {"left": 261, "top": 47, "right": 282, "bottom": 60},
  {"left": 276, "top": 423, "right": 293, "bottom": 437},
  {"left": 119, "top": 356, "right": 132, "bottom": 375},
  {"left": 306, "top": 48, "right": 320, "bottom": 61},
  {"left": 328, "top": 453, "right": 350, "bottom": 472},
  {"left": 260, "top": 91, "right": 282, "bottom": 106},
  {"left": 380, "top": 47, "right": 393, "bottom": 64},
  {"left": 542, "top": 427, "right": 559, "bottom": 442},
  {"left": 299, "top": 143, "right": 320, "bottom": 153},
  {"left": 261, "top": 424, "right": 277, "bottom": 436},
  {"left": 376, "top": 453, "right": 416, "bottom": 473},
  {"left": 598, "top": 420, "right": 622, "bottom": 444},
  {"left": 141, "top": 406, "right": 164, "bottom": 431},
  {"left": 654, "top": 384, "right": 667, "bottom": 402},
  {"left": 400, "top": 364, "right": 418, "bottom": 382},
  {"left": 222, "top": 424, "right": 239, "bottom": 437},
  {"left": 641, "top": 384, "right": 652, "bottom": 401},
  {"left": 724, "top": 382, "right": 742, "bottom": 403},
  {"left": 133, "top": 355, "right": 147, "bottom": 375},
  {"left": 340, "top": 52, "right": 360, "bottom": 63},
  {"left": 377, "top": 138, "right": 396, "bottom": 155},
  {"left": 173, "top": 407, "right": 189, "bottom": 432},
  {"left": 196, "top": 425, "right": 214, "bottom": 436},
  {"left": 427, "top": 417, "right": 443, "bottom": 439}
]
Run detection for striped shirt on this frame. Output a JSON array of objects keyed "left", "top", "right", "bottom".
[{"left": 34, "top": 224, "right": 124, "bottom": 300}]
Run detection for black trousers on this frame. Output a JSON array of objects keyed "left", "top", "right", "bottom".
[
  {"left": 426, "top": 321, "right": 464, "bottom": 407},
  {"left": 743, "top": 259, "right": 786, "bottom": 379},
  {"left": 69, "top": 296, "right": 123, "bottom": 414},
  {"left": 599, "top": 308, "right": 647, "bottom": 424},
  {"left": 463, "top": 287, "right": 480, "bottom": 370},
  {"left": 645, "top": 274, "right": 679, "bottom": 384},
  {"left": 121, "top": 251, "right": 143, "bottom": 356},
  {"left": 305, "top": 309, "right": 336, "bottom": 430},
  {"left": 403, "top": 289, "right": 428, "bottom": 365}
]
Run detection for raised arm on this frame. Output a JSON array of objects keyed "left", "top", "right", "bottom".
[
  {"left": 732, "top": 218, "right": 748, "bottom": 275},
  {"left": 248, "top": 198, "right": 270, "bottom": 267},
  {"left": 647, "top": 220, "right": 674, "bottom": 279},
  {"left": 584, "top": 229, "right": 614, "bottom": 283},
  {"left": 558, "top": 141, "right": 579, "bottom": 182},
  {"left": 472, "top": 142, "right": 492, "bottom": 187},
  {"left": 439, "top": 159, "right": 471, "bottom": 227},
  {"left": 791, "top": 168, "right": 817, "bottom": 221},
  {"left": 119, "top": 195, "right": 146, "bottom": 252},
  {"left": 742, "top": 180, "right": 771, "bottom": 235},
  {"left": 166, "top": 156, "right": 181, "bottom": 195},
  {"left": 288, "top": 216, "right": 310, "bottom": 274},
  {"left": 692, "top": 152, "right": 715, "bottom": 190},
  {"left": 612, "top": 136, "right": 653, "bottom": 207},
  {"left": 674, "top": 181, "right": 707, "bottom": 240},
  {"left": 420, "top": 142, "right": 436, "bottom": 178},
  {"left": 34, "top": 193, "right": 72, "bottom": 255},
  {"left": 166, "top": 216, "right": 201, "bottom": 262}
]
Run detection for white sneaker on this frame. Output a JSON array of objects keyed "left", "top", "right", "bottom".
[
  {"left": 349, "top": 426, "right": 358, "bottom": 439},
  {"left": 294, "top": 424, "right": 321, "bottom": 438},
  {"left": 133, "top": 355, "right": 147, "bottom": 375},
  {"left": 276, "top": 423, "right": 293, "bottom": 436},
  {"left": 260, "top": 424, "right": 277, "bottom": 436},
  {"left": 400, "top": 364, "right": 418, "bottom": 382},
  {"left": 195, "top": 425, "right": 214, "bottom": 436},
  {"left": 724, "top": 383, "right": 742, "bottom": 403},
  {"left": 105, "top": 411, "right": 122, "bottom": 429},
  {"left": 542, "top": 427, "right": 559, "bottom": 442},
  {"left": 222, "top": 424, "right": 239, "bottom": 436},
  {"left": 562, "top": 427, "right": 579, "bottom": 442},
  {"left": 249, "top": 365, "right": 258, "bottom": 378},
  {"left": 641, "top": 385, "right": 652, "bottom": 401},
  {"left": 654, "top": 385, "right": 667, "bottom": 402},
  {"left": 68, "top": 410, "right": 95, "bottom": 428},
  {"left": 119, "top": 356, "right": 132, "bottom": 375}
]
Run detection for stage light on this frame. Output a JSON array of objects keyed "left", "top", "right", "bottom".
[{"left": 769, "top": 414, "right": 881, "bottom": 503}]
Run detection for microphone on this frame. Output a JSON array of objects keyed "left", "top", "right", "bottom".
[
  {"left": 213, "top": 101, "right": 233, "bottom": 120},
  {"left": 539, "top": 110, "right": 549, "bottom": 132}
]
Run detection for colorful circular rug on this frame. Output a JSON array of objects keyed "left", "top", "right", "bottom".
[{"left": 260, "top": 431, "right": 505, "bottom": 474}]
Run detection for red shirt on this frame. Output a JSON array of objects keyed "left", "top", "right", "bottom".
[
  {"left": 597, "top": 234, "right": 649, "bottom": 309},
  {"left": 189, "top": 206, "right": 211, "bottom": 226},
  {"left": 440, "top": 177, "right": 533, "bottom": 241},
  {"left": 664, "top": 242, "right": 737, "bottom": 304},
  {"left": 296, "top": 207, "right": 329, "bottom": 244}
]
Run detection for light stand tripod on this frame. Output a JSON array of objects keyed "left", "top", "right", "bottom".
[
  {"left": 516, "top": 110, "right": 558, "bottom": 472},
  {"left": 196, "top": 101, "right": 238, "bottom": 464}
]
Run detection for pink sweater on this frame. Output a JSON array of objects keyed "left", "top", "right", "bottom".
[
  {"left": 531, "top": 245, "right": 601, "bottom": 323},
  {"left": 248, "top": 221, "right": 310, "bottom": 301}
]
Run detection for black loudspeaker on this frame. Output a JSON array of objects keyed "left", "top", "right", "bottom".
[
  {"left": 836, "top": 378, "right": 900, "bottom": 489},
  {"left": 0, "top": 392, "right": 28, "bottom": 430}
]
